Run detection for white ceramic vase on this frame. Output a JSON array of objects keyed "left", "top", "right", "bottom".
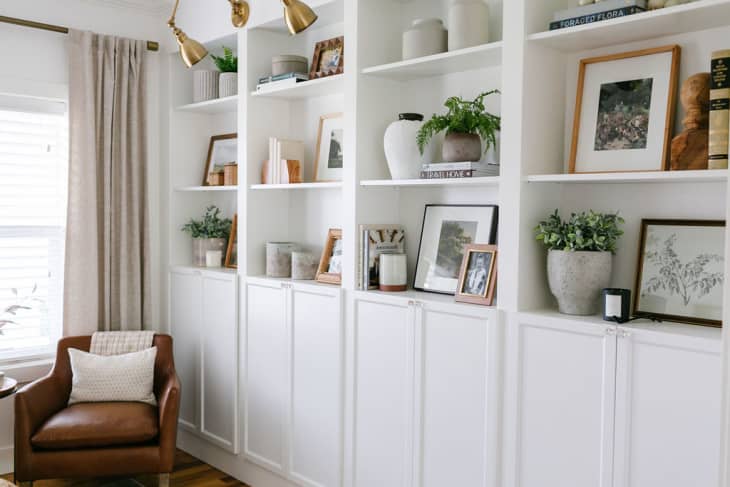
[
  {"left": 384, "top": 113, "right": 433, "bottom": 180},
  {"left": 402, "top": 18, "right": 448, "bottom": 60},
  {"left": 219, "top": 72, "right": 238, "bottom": 98},
  {"left": 547, "top": 250, "right": 613, "bottom": 315},
  {"left": 448, "top": 0, "right": 489, "bottom": 51},
  {"left": 193, "top": 70, "right": 219, "bottom": 103}
]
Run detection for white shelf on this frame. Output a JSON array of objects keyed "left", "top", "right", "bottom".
[
  {"left": 528, "top": 0, "right": 730, "bottom": 52},
  {"left": 170, "top": 265, "right": 238, "bottom": 276},
  {"left": 247, "top": 275, "right": 340, "bottom": 289},
  {"left": 176, "top": 95, "right": 239, "bottom": 114},
  {"left": 250, "top": 75, "right": 344, "bottom": 100},
  {"left": 361, "top": 176, "right": 500, "bottom": 188},
  {"left": 526, "top": 170, "right": 728, "bottom": 184},
  {"left": 250, "top": 182, "right": 342, "bottom": 190},
  {"left": 355, "top": 288, "right": 496, "bottom": 313},
  {"left": 362, "top": 42, "right": 503, "bottom": 81},
  {"left": 174, "top": 185, "right": 239, "bottom": 192}
]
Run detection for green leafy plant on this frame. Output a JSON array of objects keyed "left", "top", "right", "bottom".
[
  {"left": 182, "top": 206, "right": 232, "bottom": 239},
  {"left": 535, "top": 210, "right": 625, "bottom": 253},
  {"left": 416, "top": 90, "right": 501, "bottom": 154},
  {"left": 210, "top": 46, "right": 238, "bottom": 73}
]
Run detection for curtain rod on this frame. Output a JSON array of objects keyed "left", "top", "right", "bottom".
[{"left": 0, "top": 15, "right": 160, "bottom": 52}]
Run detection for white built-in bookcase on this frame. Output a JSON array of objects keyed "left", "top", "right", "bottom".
[{"left": 166, "top": 0, "right": 730, "bottom": 481}]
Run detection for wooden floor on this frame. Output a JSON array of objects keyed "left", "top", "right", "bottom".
[{"left": 2, "top": 450, "right": 250, "bottom": 487}]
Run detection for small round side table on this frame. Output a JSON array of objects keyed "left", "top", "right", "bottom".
[{"left": 0, "top": 376, "right": 18, "bottom": 399}]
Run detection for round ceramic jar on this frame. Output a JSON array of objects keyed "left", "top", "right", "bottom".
[
  {"left": 402, "top": 18, "right": 448, "bottom": 60},
  {"left": 219, "top": 72, "right": 238, "bottom": 98},
  {"left": 272, "top": 55, "right": 308, "bottom": 76},
  {"left": 379, "top": 254, "right": 408, "bottom": 292},
  {"left": 448, "top": 0, "right": 489, "bottom": 51}
]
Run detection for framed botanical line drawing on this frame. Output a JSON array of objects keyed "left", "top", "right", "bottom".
[
  {"left": 569, "top": 45, "right": 681, "bottom": 174},
  {"left": 456, "top": 244, "right": 498, "bottom": 306},
  {"left": 634, "top": 219, "right": 726, "bottom": 327},
  {"left": 225, "top": 214, "right": 238, "bottom": 269},
  {"left": 203, "top": 133, "right": 237, "bottom": 186},
  {"left": 414, "top": 204, "right": 499, "bottom": 295},
  {"left": 316, "top": 228, "right": 343, "bottom": 285},
  {"left": 314, "top": 113, "right": 344, "bottom": 182}
]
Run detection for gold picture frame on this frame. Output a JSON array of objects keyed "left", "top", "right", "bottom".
[
  {"left": 455, "top": 244, "right": 498, "bottom": 306},
  {"left": 309, "top": 36, "right": 344, "bottom": 80},
  {"left": 316, "top": 228, "right": 343, "bottom": 285}
]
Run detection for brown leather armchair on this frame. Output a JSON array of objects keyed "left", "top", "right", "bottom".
[{"left": 14, "top": 335, "right": 180, "bottom": 487}]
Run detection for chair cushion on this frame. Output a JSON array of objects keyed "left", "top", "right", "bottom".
[{"left": 31, "top": 402, "right": 159, "bottom": 450}]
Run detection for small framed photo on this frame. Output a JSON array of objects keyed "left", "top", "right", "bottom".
[
  {"left": 456, "top": 245, "right": 498, "bottom": 306},
  {"left": 635, "top": 219, "right": 726, "bottom": 327},
  {"left": 225, "top": 214, "right": 238, "bottom": 269},
  {"left": 316, "top": 228, "right": 343, "bottom": 285},
  {"left": 310, "top": 36, "right": 344, "bottom": 79},
  {"left": 569, "top": 45, "right": 680, "bottom": 174},
  {"left": 314, "top": 113, "right": 344, "bottom": 182},
  {"left": 203, "top": 133, "right": 237, "bottom": 186},
  {"left": 414, "top": 205, "right": 499, "bottom": 295}
]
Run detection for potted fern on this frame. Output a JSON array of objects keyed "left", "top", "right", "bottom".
[
  {"left": 417, "top": 90, "right": 501, "bottom": 162},
  {"left": 182, "top": 206, "right": 232, "bottom": 267},
  {"left": 535, "top": 210, "right": 625, "bottom": 315},
  {"left": 211, "top": 46, "right": 238, "bottom": 98}
]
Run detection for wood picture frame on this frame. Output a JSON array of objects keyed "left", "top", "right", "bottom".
[
  {"left": 314, "top": 112, "right": 344, "bottom": 182},
  {"left": 225, "top": 214, "right": 238, "bottom": 269},
  {"left": 634, "top": 219, "right": 726, "bottom": 327},
  {"left": 309, "top": 36, "right": 344, "bottom": 80},
  {"left": 316, "top": 228, "right": 343, "bottom": 285},
  {"left": 569, "top": 45, "right": 681, "bottom": 174},
  {"left": 455, "top": 244, "right": 498, "bottom": 306},
  {"left": 203, "top": 133, "right": 238, "bottom": 186}
]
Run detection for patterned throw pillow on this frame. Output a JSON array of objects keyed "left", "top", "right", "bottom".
[{"left": 67, "top": 347, "right": 157, "bottom": 406}]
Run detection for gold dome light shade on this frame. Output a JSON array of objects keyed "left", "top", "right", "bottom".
[
  {"left": 282, "top": 0, "right": 318, "bottom": 35},
  {"left": 175, "top": 29, "right": 208, "bottom": 68},
  {"left": 230, "top": 0, "right": 250, "bottom": 28}
]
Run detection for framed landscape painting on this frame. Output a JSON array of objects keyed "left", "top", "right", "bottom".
[
  {"left": 569, "top": 45, "right": 680, "bottom": 174},
  {"left": 414, "top": 205, "right": 498, "bottom": 295},
  {"left": 634, "top": 219, "right": 726, "bottom": 327}
]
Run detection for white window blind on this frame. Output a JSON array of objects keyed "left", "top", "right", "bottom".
[{"left": 0, "top": 95, "right": 68, "bottom": 361}]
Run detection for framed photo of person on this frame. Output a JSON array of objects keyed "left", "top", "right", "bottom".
[
  {"left": 314, "top": 113, "right": 344, "bottom": 182},
  {"left": 225, "top": 214, "right": 238, "bottom": 269},
  {"left": 203, "top": 133, "right": 238, "bottom": 186},
  {"left": 634, "top": 219, "right": 726, "bottom": 327},
  {"left": 316, "top": 228, "right": 343, "bottom": 285},
  {"left": 414, "top": 205, "right": 499, "bottom": 295},
  {"left": 569, "top": 45, "right": 680, "bottom": 174},
  {"left": 310, "top": 36, "right": 344, "bottom": 79},
  {"left": 456, "top": 245, "right": 498, "bottom": 306}
]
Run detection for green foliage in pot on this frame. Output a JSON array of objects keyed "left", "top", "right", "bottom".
[
  {"left": 211, "top": 46, "right": 238, "bottom": 73},
  {"left": 535, "top": 209, "right": 625, "bottom": 253},
  {"left": 416, "top": 90, "right": 501, "bottom": 155},
  {"left": 182, "top": 205, "right": 232, "bottom": 239}
]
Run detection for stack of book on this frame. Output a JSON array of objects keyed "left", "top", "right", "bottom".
[
  {"left": 256, "top": 72, "right": 309, "bottom": 92},
  {"left": 549, "top": 0, "right": 646, "bottom": 31},
  {"left": 420, "top": 161, "right": 500, "bottom": 179},
  {"left": 358, "top": 225, "right": 406, "bottom": 290},
  {"left": 262, "top": 138, "right": 304, "bottom": 184}
]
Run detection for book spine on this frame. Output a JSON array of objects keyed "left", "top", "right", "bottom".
[
  {"left": 549, "top": 7, "right": 644, "bottom": 30},
  {"left": 420, "top": 170, "right": 475, "bottom": 179},
  {"left": 422, "top": 162, "right": 487, "bottom": 171},
  {"left": 710, "top": 50, "right": 730, "bottom": 170},
  {"left": 553, "top": 0, "right": 646, "bottom": 21}
]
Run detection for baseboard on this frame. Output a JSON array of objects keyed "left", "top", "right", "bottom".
[
  {"left": 177, "top": 429, "right": 297, "bottom": 487},
  {"left": 0, "top": 446, "right": 13, "bottom": 476}
]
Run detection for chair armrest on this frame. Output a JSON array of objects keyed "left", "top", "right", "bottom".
[{"left": 156, "top": 370, "right": 180, "bottom": 472}]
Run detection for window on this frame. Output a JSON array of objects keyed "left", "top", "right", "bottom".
[{"left": 0, "top": 94, "right": 68, "bottom": 361}]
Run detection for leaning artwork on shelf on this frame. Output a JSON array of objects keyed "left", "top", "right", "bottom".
[
  {"left": 310, "top": 36, "right": 344, "bottom": 79},
  {"left": 316, "top": 228, "right": 343, "bottom": 285},
  {"left": 203, "top": 133, "right": 237, "bottom": 186},
  {"left": 456, "top": 244, "right": 498, "bottom": 306},
  {"left": 314, "top": 113, "right": 344, "bottom": 182},
  {"left": 225, "top": 214, "right": 238, "bottom": 269},
  {"left": 570, "top": 45, "right": 680, "bottom": 174},
  {"left": 634, "top": 219, "right": 726, "bottom": 327},
  {"left": 414, "top": 205, "right": 498, "bottom": 295}
]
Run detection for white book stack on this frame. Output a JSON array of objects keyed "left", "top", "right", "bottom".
[{"left": 266, "top": 137, "right": 305, "bottom": 184}]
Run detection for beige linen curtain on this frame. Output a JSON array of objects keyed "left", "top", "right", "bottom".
[{"left": 64, "top": 30, "right": 150, "bottom": 334}]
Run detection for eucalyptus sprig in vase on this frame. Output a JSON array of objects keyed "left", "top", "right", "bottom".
[
  {"left": 182, "top": 205, "right": 232, "bottom": 267},
  {"left": 535, "top": 210, "right": 625, "bottom": 315}
]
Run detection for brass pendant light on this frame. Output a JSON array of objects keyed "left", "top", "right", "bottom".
[
  {"left": 282, "top": 0, "right": 319, "bottom": 35},
  {"left": 168, "top": 0, "right": 208, "bottom": 68}
]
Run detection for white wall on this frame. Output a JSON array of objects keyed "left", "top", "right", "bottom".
[{"left": 0, "top": 0, "right": 172, "bottom": 473}]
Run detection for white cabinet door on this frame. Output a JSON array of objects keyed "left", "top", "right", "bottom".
[
  {"left": 289, "top": 283, "right": 343, "bottom": 487},
  {"left": 353, "top": 294, "right": 414, "bottom": 487},
  {"left": 613, "top": 327, "right": 722, "bottom": 487},
  {"left": 507, "top": 315, "right": 617, "bottom": 487},
  {"left": 245, "top": 280, "right": 288, "bottom": 473},
  {"left": 200, "top": 271, "right": 239, "bottom": 453},
  {"left": 416, "top": 303, "right": 498, "bottom": 487},
  {"left": 170, "top": 269, "right": 201, "bottom": 432}
]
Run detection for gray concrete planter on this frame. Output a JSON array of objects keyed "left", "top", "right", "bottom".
[
  {"left": 442, "top": 133, "right": 482, "bottom": 162},
  {"left": 192, "top": 238, "right": 227, "bottom": 267},
  {"left": 547, "top": 250, "right": 612, "bottom": 315}
]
